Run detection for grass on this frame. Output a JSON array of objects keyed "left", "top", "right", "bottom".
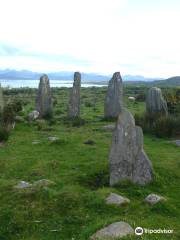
[{"left": 0, "top": 86, "right": 180, "bottom": 240}]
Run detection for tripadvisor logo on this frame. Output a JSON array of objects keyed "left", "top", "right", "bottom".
[
  {"left": 135, "top": 226, "right": 174, "bottom": 235},
  {"left": 135, "top": 227, "right": 144, "bottom": 235}
]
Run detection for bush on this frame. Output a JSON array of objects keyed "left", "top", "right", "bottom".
[
  {"left": 64, "top": 116, "right": 86, "bottom": 127},
  {"left": 84, "top": 101, "right": 93, "bottom": 107},
  {"left": 164, "top": 88, "right": 180, "bottom": 115},
  {"left": 136, "top": 92, "right": 146, "bottom": 102},
  {"left": 35, "top": 119, "right": 48, "bottom": 131},
  {"left": 135, "top": 113, "right": 180, "bottom": 138},
  {"left": 11, "top": 100, "right": 23, "bottom": 113},
  {"left": 154, "top": 116, "right": 180, "bottom": 138},
  {"left": 0, "top": 126, "right": 9, "bottom": 142},
  {"left": 2, "top": 104, "right": 15, "bottom": 130}
]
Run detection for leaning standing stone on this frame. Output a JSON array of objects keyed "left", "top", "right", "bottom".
[
  {"left": 146, "top": 87, "right": 168, "bottom": 116},
  {"left": 36, "top": 74, "right": 52, "bottom": 118},
  {"left": 104, "top": 72, "right": 123, "bottom": 118},
  {"left": 109, "top": 108, "right": 153, "bottom": 186},
  {"left": 0, "top": 84, "right": 4, "bottom": 112},
  {"left": 68, "top": 72, "right": 81, "bottom": 118}
]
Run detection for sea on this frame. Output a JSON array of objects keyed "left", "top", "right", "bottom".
[{"left": 0, "top": 79, "right": 107, "bottom": 88}]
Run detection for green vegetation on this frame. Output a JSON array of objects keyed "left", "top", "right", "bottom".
[
  {"left": 134, "top": 87, "right": 180, "bottom": 138},
  {"left": 0, "top": 86, "right": 179, "bottom": 240}
]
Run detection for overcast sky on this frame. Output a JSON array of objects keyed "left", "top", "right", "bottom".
[{"left": 0, "top": 0, "right": 179, "bottom": 77}]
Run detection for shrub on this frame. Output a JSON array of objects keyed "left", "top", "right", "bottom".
[
  {"left": 0, "top": 126, "right": 9, "bottom": 142},
  {"left": 84, "top": 101, "right": 93, "bottom": 107},
  {"left": 35, "top": 119, "right": 48, "bottom": 131},
  {"left": 135, "top": 113, "right": 180, "bottom": 138},
  {"left": 2, "top": 104, "right": 15, "bottom": 130},
  {"left": 64, "top": 116, "right": 86, "bottom": 127},
  {"left": 11, "top": 100, "right": 23, "bottom": 113},
  {"left": 71, "top": 117, "right": 86, "bottom": 127},
  {"left": 136, "top": 92, "right": 146, "bottom": 102},
  {"left": 164, "top": 88, "right": 180, "bottom": 115},
  {"left": 154, "top": 116, "right": 180, "bottom": 138}
]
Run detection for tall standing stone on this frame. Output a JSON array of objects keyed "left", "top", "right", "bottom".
[
  {"left": 36, "top": 74, "right": 52, "bottom": 118},
  {"left": 104, "top": 72, "right": 123, "bottom": 118},
  {"left": 146, "top": 87, "right": 168, "bottom": 116},
  {"left": 109, "top": 108, "right": 153, "bottom": 186},
  {"left": 68, "top": 72, "right": 81, "bottom": 118},
  {"left": 0, "top": 84, "right": 4, "bottom": 112}
]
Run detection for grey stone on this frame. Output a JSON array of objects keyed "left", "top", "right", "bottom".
[
  {"left": 48, "top": 136, "right": 59, "bottom": 142},
  {"left": 36, "top": 74, "right": 52, "bottom": 118},
  {"left": 171, "top": 140, "right": 180, "bottom": 146},
  {"left": 28, "top": 110, "right": 39, "bottom": 121},
  {"left": 90, "top": 221, "right": 134, "bottom": 240},
  {"left": 68, "top": 72, "right": 81, "bottom": 117},
  {"left": 33, "top": 179, "right": 55, "bottom": 187},
  {"left": 104, "top": 72, "right": 123, "bottom": 118},
  {"left": 128, "top": 96, "right": 135, "bottom": 101},
  {"left": 101, "top": 124, "right": 115, "bottom": 131},
  {"left": 146, "top": 87, "right": 168, "bottom": 116},
  {"left": 109, "top": 108, "right": 153, "bottom": 186},
  {"left": 145, "top": 193, "right": 166, "bottom": 205},
  {"left": 14, "top": 181, "right": 32, "bottom": 189},
  {"left": 32, "top": 140, "right": 41, "bottom": 145},
  {"left": 0, "top": 84, "right": 4, "bottom": 112},
  {"left": 106, "top": 193, "right": 130, "bottom": 206}
]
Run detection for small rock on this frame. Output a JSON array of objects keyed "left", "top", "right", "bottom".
[
  {"left": 48, "top": 136, "right": 59, "bottom": 142},
  {"left": 33, "top": 179, "right": 55, "bottom": 187},
  {"left": 172, "top": 140, "right": 180, "bottom": 146},
  {"left": 145, "top": 193, "right": 166, "bottom": 205},
  {"left": 106, "top": 193, "right": 130, "bottom": 206},
  {"left": 14, "top": 181, "right": 32, "bottom": 189},
  {"left": 28, "top": 110, "right": 39, "bottom": 121},
  {"left": 128, "top": 96, "right": 135, "bottom": 101},
  {"left": 101, "top": 124, "right": 115, "bottom": 131},
  {"left": 32, "top": 140, "right": 41, "bottom": 145},
  {"left": 90, "top": 221, "right": 134, "bottom": 240},
  {"left": 84, "top": 140, "right": 95, "bottom": 145}
]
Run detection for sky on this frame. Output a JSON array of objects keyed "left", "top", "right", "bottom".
[{"left": 0, "top": 0, "right": 180, "bottom": 77}]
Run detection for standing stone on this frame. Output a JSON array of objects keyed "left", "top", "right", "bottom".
[
  {"left": 0, "top": 84, "right": 4, "bottom": 112},
  {"left": 104, "top": 72, "right": 123, "bottom": 118},
  {"left": 146, "top": 87, "right": 168, "bottom": 116},
  {"left": 109, "top": 108, "right": 153, "bottom": 186},
  {"left": 68, "top": 72, "right": 81, "bottom": 118},
  {"left": 36, "top": 74, "right": 52, "bottom": 118}
]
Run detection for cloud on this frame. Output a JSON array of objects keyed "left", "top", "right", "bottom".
[
  {"left": 0, "top": 0, "right": 179, "bottom": 77},
  {"left": 0, "top": 44, "right": 21, "bottom": 56}
]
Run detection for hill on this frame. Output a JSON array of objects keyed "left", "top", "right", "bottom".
[
  {"left": 125, "top": 76, "right": 180, "bottom": 87},
  {"left": 0, "top": 69, "right": 161, "bottom": 82}
]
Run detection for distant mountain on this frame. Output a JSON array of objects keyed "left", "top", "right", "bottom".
[
  {"left": 0, "top": 69, "right": 40, "bottom": 80},
  {"left": 0, "top": 69, "right": 162, "bottom": 82},
  {"left": 152, "top": 76, "right": 180, "bottom": 86},
  {"left": 125, "top": 76, "right": 180, "bottom": 87}
]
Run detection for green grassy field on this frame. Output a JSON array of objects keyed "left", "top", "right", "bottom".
[{"left": 0, "top": 87, "right": 180, "bottom": 240}]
